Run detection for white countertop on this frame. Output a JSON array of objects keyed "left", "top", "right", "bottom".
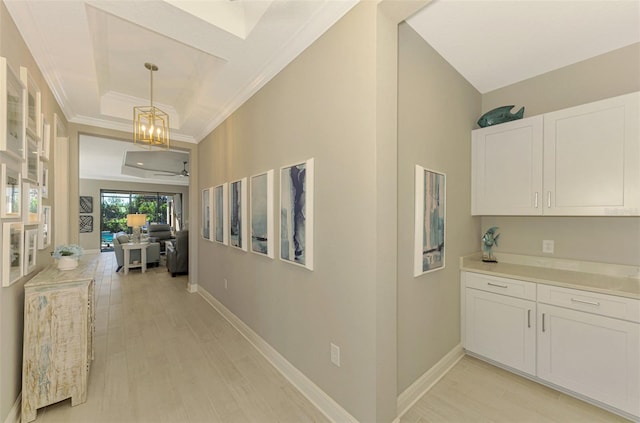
[{"left": 460, "top": 253, "right": 640, "bottom": 300}]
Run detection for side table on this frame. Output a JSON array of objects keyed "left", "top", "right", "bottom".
[{"left": 122, "top": 242, "right": 149, "bottom": 275}]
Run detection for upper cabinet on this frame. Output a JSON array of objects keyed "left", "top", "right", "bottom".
[{"left": 472, "top": 92, "right": 640, "bottom": 216}]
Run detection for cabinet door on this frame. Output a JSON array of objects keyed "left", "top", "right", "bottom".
[
  {"left": 538, "top": 304, "right": 640, "bottom": 417},
  {"left": 465, "top": 288, "right": 536, "bottom": 375},
  {"left": 472, "top": 116, "right": 543, "bottom": 215},
  {"left": 543, "top": 92, "right": 640, "bottom": 216}
]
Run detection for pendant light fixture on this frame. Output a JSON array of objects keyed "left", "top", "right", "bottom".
[{"left": 133, "top": 62, "right": 170, "bottom": 149}]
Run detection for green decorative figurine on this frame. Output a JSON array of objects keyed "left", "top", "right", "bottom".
[{"left": 481, "top": 227, "right": 500, "bottom": 262}]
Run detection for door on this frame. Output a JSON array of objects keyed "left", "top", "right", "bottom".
[
  {"left": 538, "top": 303, "right": 640, "bottom": 416},
  {"left": 465, "top": 288, "right": 536, "bottom": 375},
  {"left": 472, "top": 116, "right": 543, "bottom": 215},
  {"left": 543, "top": 92, "right": 640, "bottom": 215}
]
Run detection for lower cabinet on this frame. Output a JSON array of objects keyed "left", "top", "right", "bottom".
[
  {"left": 465, "top": 288, "right": 536, "bottom": 375},
  {"left": 462, "top": 271, "right": 640, "bottom": 420},
  {"left": 538, "top": 303, "right": 640, "bottom": 417}
]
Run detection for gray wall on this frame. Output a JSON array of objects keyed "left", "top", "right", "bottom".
[
  {"left": 197, "top": 3, "right": 405, "bottom": 421},
  {"left": 396, "top": 23, "right": 482, "bottom": 393},
  {"left": 0, "top": 2, "right": 68, "bottom": 420},
  {"left": 481, "top": 43, "right": 640, "bottom": 266},
  {"left": 78, "top": 178, "right": 189, "bottom": 251}
]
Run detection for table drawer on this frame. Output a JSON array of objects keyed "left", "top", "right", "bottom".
[
  {"left": 538, "top": 284, "right": 640, "bottom": 323},
  {"left": 464, "top": 272, "right": 536, "bottom": 301}
]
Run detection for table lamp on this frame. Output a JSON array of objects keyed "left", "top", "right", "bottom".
[{"left": 126, "top": 213, "right": 147, "bottom": 243}]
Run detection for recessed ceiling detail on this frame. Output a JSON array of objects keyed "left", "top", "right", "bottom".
[{"left": 5, "top": 0, "right": 358, "bottom": 143}]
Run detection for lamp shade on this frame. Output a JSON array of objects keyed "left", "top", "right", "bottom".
[{"left": 126, "top": 214, "right": 147, "bottom": 228}]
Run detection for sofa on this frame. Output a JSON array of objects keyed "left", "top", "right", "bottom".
[
  {"left": 166, "top": 230, "right": 188, "bottom": 277},
  {"left": 113, "top": 233, "right": 161, "bottom": 272},
  {"left": 147, "top": 223, "right": 174, "bottom": 253}
]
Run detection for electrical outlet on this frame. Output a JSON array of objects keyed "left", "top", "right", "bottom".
[
  {"left": 542, "top": 240, "right": 554, "bottom": 254},
  {"left": 330, "top": 343, "right": 341, "bottom": 367},
  {"left": 224, "top": 278, "right": 228, "bottom": 289}
]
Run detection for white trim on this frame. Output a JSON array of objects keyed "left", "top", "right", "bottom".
[
  {"left": 396, "top": 344, "right": 464, "bottom": 418},
  {"left": 4, "top": 393, "right": 21, "bottom": 423},
  {"left": 186, "top": 283, "right": 198, "bottom": 293},
  {"left": 197, "top": 286, "right": 358, "bottom": 423}
]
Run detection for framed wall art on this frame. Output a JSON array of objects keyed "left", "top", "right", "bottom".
[
  {"left": 24, "top": 226, "right": 38, "bottom": 275},
  {"left": 79, "top": 215, "right": 93, "bottom": 233},
  {"left": 79, "top": 196, "right": 93, "bottom": 213},
  {"left": 2, "top": 221, "right": 24, "bottom": 287},
  {"left": 1, "top": 163, "right": 21, "bottom": 218},
  {"left": 38, "top": 205, "right": 51, "bottom": 250},
  {"left": 201, "top": 187, "right": 212, "bottom": 240},
  {"left": 40, "top": 163, "right": 49, "bottom": 198},
  {"left": 280, "top": 158, "right": 314, "bottom": 270},
  {"left": 23, "top": 132, "right": 40, "bottom": 182},
  {"left": 41, "top": 114, "right": 50, "bottom": 161},
  {"left": 0, "top": 57, "right": 26, "bottom": 160},
  {"left": 229, "top": 177, "right": 247, "bottom": 251},
  {"left": 20, "top": 66, "right": 41, "bottom": 138},
  {"left": 250, "top": 170, "right": 274, "bottom": 258},
  {"left": 214, "top": 183, "right": 228, "bottom": 245},
  {"left": 24, "top": 183, "right": 40, "bottom": 225},
  {"left": 414, "top": 165, "right": 446, "bottom": 276}
]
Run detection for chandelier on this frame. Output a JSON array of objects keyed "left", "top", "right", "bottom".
[{"left": 133, "top": 62, "right": 170, "bottom": 149}]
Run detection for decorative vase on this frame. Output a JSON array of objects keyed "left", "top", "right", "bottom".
[{"left": 57, "top": 256, "right": 79, "bottom": 270}]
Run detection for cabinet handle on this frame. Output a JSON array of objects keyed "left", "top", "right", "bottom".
[
  {"left": 571, "top": 298, "right": 600, "bottom": 306},
  {"left": 527, "top": 309, "right": 531, "bottom": 328},
  {"left": 547, "top": 191, "right": 551, "bottom": 208},
  {"left": 487, "top": 282, "right": 508, "bottom": 288},
  {"left": 542, "top": 313, "right": 546, "bottom": 332},
  {"left": 534, "top": 192, "right": 538, "bottom": 208}
]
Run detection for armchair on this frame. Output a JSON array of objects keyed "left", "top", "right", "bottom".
[
  {"left": 147, "top": 223, "right": 173, "bottom": 253},
  {"left": 113, "top": 233, "right": 161, "bottom": 272},
  {"left": 166, "top": 230, "right": 188, "bottom": 277}
]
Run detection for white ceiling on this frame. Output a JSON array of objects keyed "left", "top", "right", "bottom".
[
  {"left": 79, "top": 135, "right": 189, "bottom": 186},
  {"left": 406, "top": 0, "right": 640, "bottom": 93},
  {"left": 6, "top": 0, "right": 639, "bottom": 183}
]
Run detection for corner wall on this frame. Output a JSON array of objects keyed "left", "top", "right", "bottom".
[
  {"left": 481, "top": 43, "right": 640, "bottom": 266},
  {"left": 0, "top": 2, "right": 68, "bottom": 421},
  {"left": 396, "top": 23, "right": 481, "bottom": 392}
]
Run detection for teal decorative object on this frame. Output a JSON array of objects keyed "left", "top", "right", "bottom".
[
  {"left": 477, "top": 105, "right": 525, "bottom": 128},
  {"left": 481, "top": 227, "right": 500, "bottom": 263}
]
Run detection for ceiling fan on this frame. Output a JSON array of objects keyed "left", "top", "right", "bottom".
[{"left": 154, "top": 161, "right": 189, "bottom": 177}]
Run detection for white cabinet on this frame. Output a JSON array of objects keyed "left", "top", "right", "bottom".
[
  {"left": 537, "top": 284, "right": 640, "bottom": 417},
  {"left": 464, "top": 286, "right": 536, "bottom": 375},
  {"left": 537, "top": 303, "right": 639, "bottom": 417},
  {"left": 22, "top": 256, "right": 97, "bottom": 422},
  {"left": 472, "top": 116, "right": 543, "bottom": 215},
  {"left": 472, "top": 92, "right": 640, "bottom": 216},
  {"left": 462, "top": 271, "right": 640, "bottom": 420}
]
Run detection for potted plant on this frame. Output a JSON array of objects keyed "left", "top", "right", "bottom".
[{"left": 52, "top": 244, "right": 83, "bottom": 270}]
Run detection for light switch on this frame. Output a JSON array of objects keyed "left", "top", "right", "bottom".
[{"left": 542, "top": 240, "right": 554, "bottom": 254}]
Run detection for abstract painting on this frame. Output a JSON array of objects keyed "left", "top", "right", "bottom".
[
  {"left": 214, "top": 183, "right": 228, "bottom": 245},
  {"left": 79, "top": 215, "right": 93, "bottom": 233},
  {"left": 201, "top": 188, "right": 212, "bottom": 240},
  {"left": 79, "top": 196, "right": 93, "bottom": 213},
  {"left": 414, "top": 165, "right": 446, "bottom": 276},
  {"left": 250, "top": 170, "right": 274, "bottom": 258},
  {"left": 229, "top": 178, "right": 247, "bottom": 251},
  {"left": 280, "top": 158, "right": 314, "bottom": 270},
  {"left": 2, "top": 222, "right": 23, "bottom": 286}
]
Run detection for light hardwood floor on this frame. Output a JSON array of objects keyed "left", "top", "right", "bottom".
[{"left": 33, "top": 253, "right": 629, "bottom": 423}]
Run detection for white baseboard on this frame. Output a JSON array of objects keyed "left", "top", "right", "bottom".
[
  {"left": 4, "top": 393, "right": 20, "bottom": 423},
  {"left": 396, "top": 344, "right": 464, "bottom": 418},
  {"left": 197, "top": 286, "right": 359, "bottom": 423},
  {"left": 85, "top": 249, "right": 101, "bottom": 255},
  {"left": 186, "top": 283, "right": 198, "bottom": 293}
]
